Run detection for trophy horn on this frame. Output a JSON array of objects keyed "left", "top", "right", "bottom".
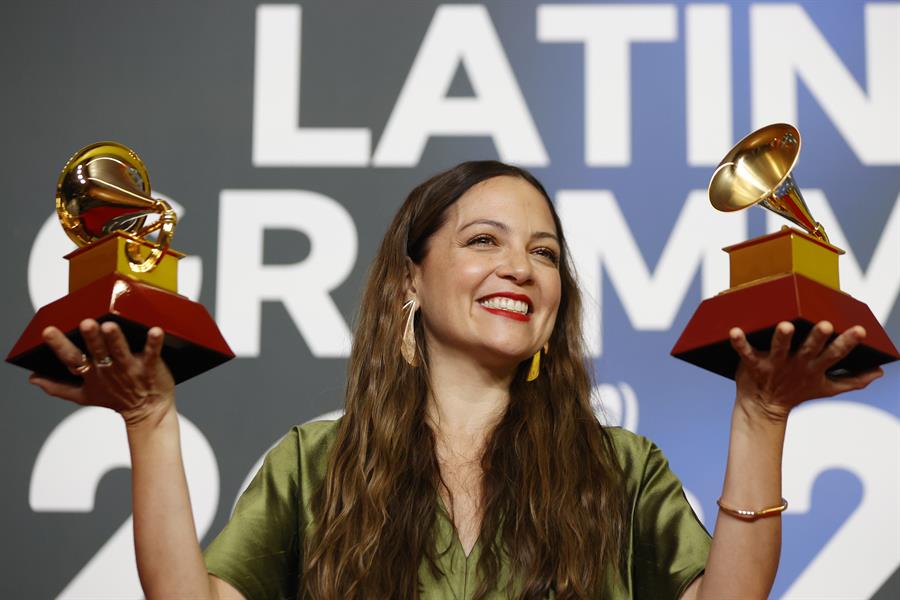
[
  {"left": 708, "top": 123, "right": 829, "bottom": 244},
  {"left": 56, "top": 141, "right": 176, "bottom": 273}
]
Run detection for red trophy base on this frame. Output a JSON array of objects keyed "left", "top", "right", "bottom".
[
  {"left": 7, "top": 273, "right": 235, "bottom": 384},
  {"left": 671, "top": 273, "right": 899, "bottom": 380}
]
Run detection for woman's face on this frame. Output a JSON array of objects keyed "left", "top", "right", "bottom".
[{"left": 410, "top": 176, "right": 562, "bottom": 372}]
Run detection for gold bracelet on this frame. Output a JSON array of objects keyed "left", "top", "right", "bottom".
[{"left": 716, "top": 497, "right": 788, "bottom": 521}]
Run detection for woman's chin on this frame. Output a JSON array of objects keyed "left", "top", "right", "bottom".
[
  {"left": 469, "top": 345, "right": 532, "bottom": 372},
  {"left": 427, "top": 336, "right": 535, "bottom": 373}
]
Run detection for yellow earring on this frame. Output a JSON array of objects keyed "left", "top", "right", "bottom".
[
  {"left": 526, "top": 343, "right": 548, "bottom": 382},
  {"left": 526, "top": 350, "right": 541, "bottom": 381}
]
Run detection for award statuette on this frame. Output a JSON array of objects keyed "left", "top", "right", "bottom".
[
  {"left": 671, "top": 123, "right": 899, "bottom": 379},
  {"left": 7, "top": 142, "right": 234, "bottom": 383}
]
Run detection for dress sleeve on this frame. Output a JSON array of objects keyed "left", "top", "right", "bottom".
[
  {"left": 203, "top": 430, "right": 302, "bottom": 600},
  {"left": 611, "top": 429, "right": 711, "bottom": 600}
]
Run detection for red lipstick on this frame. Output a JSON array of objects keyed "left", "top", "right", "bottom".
[
  {"left": 480, "top": 306, "right": 531, "bottom": 321},
  {"left": 477, "top": 292, "right": 533, "bottom": 322},
  {"left": 479, "top": 292, "right": 533, "bottom": 309}
]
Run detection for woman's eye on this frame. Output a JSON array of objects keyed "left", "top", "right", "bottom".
[
  {"left": 533, "top": 247, "right": 560, "bottom": 264},
  {"left": 467, "top": 234, "right": 496, "bottom": 246}
]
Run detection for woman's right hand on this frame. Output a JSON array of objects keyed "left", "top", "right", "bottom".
[{"left": 30, "top": 319, "right": 176, "bottom": 428}]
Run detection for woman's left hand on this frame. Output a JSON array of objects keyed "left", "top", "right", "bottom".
[{"left": 729, "top": 320, "right": 884, "bottom": 422}]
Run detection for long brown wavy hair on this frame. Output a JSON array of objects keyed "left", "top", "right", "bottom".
[{"left": 303, "top": 161, "right": 626, "bottom": 599}]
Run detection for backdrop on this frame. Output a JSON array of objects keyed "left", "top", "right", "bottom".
[{"left": 2, "top": 1, "right": 898, "bottom": 598}]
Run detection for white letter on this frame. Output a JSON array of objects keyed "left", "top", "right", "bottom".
[
  {"left": 373, "top": 5, "right": 547, "bottom": 167},
  {"left": 558, "top": 189, "right": 745, "bottom": 356},
  {"left": 751, "top": 4, "right": 900, "bottom": 165},
  {"left": 782, "top": 401, "right": 900, "bottom": 598},
  {"left": 252, "top": 5, "right": 370, "bottom": 166},
  {"left": 686, "top": 4, "right": 733, "bottom": 166},
  {"left": 30, "top": 407, "right": 218, "bottom": 598},
  {"left": 216, "top": 190, "right": 356, "bottom": 357},
  {"left": 766, "top": 191, "right": 900, "bottom": 322},
  {"left": 538, "top": 4, "right": 677, "bottom": 166}
]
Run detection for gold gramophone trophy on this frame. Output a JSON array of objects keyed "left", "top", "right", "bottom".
[
  {"left": 7, "top": 142, "right": 234, "bottom": 383},
  {"left": 672, "top": 123, "right": 898, "bottom": 378}
]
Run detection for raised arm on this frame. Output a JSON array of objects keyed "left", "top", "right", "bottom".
[
  {"left": 682, "top": 321, "right": 883, "bottom": 600},
  {"left": 30, "top": 319, "right": 244, "bottom": 600}
]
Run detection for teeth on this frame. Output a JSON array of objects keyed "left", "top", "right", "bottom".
[{"left": 479, "top": 297, "right": 529, "bottom": 314}]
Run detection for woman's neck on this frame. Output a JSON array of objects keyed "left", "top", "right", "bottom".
[{"left": 424, "top": 349, "right": 513, "bottom": 452}]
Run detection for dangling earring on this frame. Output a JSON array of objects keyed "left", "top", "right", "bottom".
[
  {"left": 526, "top": 343, "right": 549, "bottom": 382},
  {"left": 526, "top": 351, "right": 540, "bottom": 381},
  {"left": 401, "top": 299, "right": 419, "bottom": 367}
]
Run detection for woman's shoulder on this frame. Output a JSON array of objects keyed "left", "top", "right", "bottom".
[
  {"left": 242, "top": 418, "right": 342, "bottom": 520},
  {"left": 278, "top": 417, "right": 342, "bottom": 465},
  {"left": 604, "top": 426, "right": 655, "bottom": 455},
  {"left": 256, "top": 417, "right": 342, "bottom": 482},
  {"left": 603, "top": 426, "right": 669, "bottom": 486},
  {"left": 291, "top": 416, "right": 342, "bottom": 447}
]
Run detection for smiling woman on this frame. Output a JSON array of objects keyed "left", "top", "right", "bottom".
[
  {"left": 287, "top": 162, "right": 644, "bottom": 599},
  {"left": 30, "top": 161, "right": 883, "bottom": 600},
  {"left": 409, "top": 176, "right": 562, "bottom": 371}
]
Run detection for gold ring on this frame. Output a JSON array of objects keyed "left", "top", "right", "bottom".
[
  {"left": 95, "top": 356, "right": 114, "bottom": 368},
  {"left": 68, "top": 354, "right": 92, "bottom": 376}
]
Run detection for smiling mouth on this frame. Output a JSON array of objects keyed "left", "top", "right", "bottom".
[
  {"left": 477, "top": 295, "right": 532, "bottom": 321},
  {"left": 478, "top": 296, "right": 530, "bottom": 315}
]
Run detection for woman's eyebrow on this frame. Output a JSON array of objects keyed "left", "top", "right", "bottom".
[
  {"left": 459, "top": 218, "right": 507, "bottom": 233},
  {"left": 532, "top": 231, "right": 560, "bottom": 243},
  {"left": 458, "top": 219, "right": 559, "bottom": 243}
]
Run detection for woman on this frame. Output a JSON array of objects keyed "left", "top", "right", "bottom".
[{"left": 31, "top": 161, "right": 882, "bottom": 599}]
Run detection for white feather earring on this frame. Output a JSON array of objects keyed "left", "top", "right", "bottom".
[{"left": 401, "top": 299, "right": 419, "bottom": 367}]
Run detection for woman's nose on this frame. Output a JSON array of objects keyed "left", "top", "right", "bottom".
[{"left": 497, "top": 249, "right": 533, "bottom": 283}]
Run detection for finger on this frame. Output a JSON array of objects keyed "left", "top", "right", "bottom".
[
  {"left": 825, "top": 366, "right": 883, "bottom": 395},
  {"left": 101, "top": 321, "right": 138, "bottom": 368},
  {"left": 798, "top": 321, "right": 834, "bottom": 361},
  {"left": 818, "top": 325, "right": 866, "bottom": 369},
  {"left": 81, "top": 319, "right": 111, "bottom": 365},
  {"left": 769, "top": 322, "right": 795, "bottom": 363},
  {"left": 142, "top": 327, "right": 165, "bottom": 370},
  {"left": 729, "top": 328, "right": 761, "bottom": 368},
  {"left": 29, "top": 373, "right": 86, "bottom": 404},
  {"left": 42, "top": 326, "right": 90, "bottom": 370}
]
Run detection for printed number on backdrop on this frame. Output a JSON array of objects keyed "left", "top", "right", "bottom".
[{"left": 29, "top": 407, "right": 219, "bottom": 599}]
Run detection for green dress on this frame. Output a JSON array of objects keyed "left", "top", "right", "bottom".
[{"left": 204, "top": 420, "right": 710, "bottom": 599}]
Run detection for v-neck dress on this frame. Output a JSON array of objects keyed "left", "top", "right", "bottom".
[{"left": 204, "top": 419, "right": 710, "bottom": 599}]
